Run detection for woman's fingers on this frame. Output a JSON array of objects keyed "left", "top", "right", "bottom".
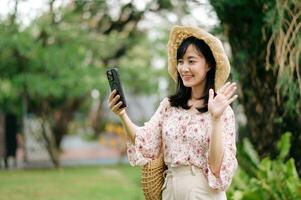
[
  {"left": 109, "top": 94, "right": 120, "bottom": 109},
  {"left": 215, "top": 82, "right": 238, "bottom": 105},
  {"left": 223, "top": 82, "right": 236, "bottom": 94},
  {"left": 217, "top": 82, "right": 231, "bottom": 94},
  {"left": 108, "top": 89, "right": 117, "bottom": 101},
  {"left": 227, "top": 94, "right": 238, "bottom": 105},
  {"left": 112, "top": 101, "right": 123, "bottom": 112},
  {"left": 224, "top": 83, "right": 237, "bottom": 99},
  {"left": 108, "top": 90, "right": 126, "bottom": 116},
  {"left": 209, "top": 88, "right": 214, "bottom": 102}
]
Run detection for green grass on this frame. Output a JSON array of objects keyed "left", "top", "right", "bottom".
[{"left": 0, "top": 164, "right": 144, "bottom": 200}]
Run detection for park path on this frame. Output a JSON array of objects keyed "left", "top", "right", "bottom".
[
  {"left": 60, "top": 134, "right": 127, "bottom": 166},
  {"left": 10, "top": 134, "right": 128, "bottom": 169}
]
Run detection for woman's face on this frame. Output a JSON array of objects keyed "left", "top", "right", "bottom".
[{"left": 177, "top": 44, "right": 210, "bottom": 88}]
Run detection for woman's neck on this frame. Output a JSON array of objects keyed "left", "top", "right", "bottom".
[
  {"left": 189, "top": 84, "right": 206, "bottom": 108},
  {"left": 191, "top": 84, "right": 206, "bottom": 100}
]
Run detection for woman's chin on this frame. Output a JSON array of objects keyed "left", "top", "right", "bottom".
[{"left": 183, "top": 81, "right": 194, "bottom": 87}]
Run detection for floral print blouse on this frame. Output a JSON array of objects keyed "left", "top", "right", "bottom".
[{"left": 127, "top": 97, "right": 238, "bottom": 191}]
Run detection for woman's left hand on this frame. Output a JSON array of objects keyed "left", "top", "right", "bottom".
[{"left": 208, "top": 82, "right": 238, "bottom": 120}]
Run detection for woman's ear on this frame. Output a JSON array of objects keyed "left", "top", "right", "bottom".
[
  {"left": 206, "top": 62, "right": 211, "bottom": 72},
  {"left": 207, "top": 66, "right": 211, "bottom": 72}
]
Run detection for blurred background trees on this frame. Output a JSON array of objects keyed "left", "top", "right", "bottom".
[{"left": 0, "top": 0, "right": 192, "bottom": 167}]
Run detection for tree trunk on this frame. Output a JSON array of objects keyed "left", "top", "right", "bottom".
[
  {"left": 51, "top": 98, "right": 82, "bottom": 149},
  {"left": 41, "top": 116, "right": 60, "bottom": 168}
]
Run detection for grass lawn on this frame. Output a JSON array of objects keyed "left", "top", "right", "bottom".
[{"left": 0, "top": 164, "right": 144, "bottom": 200}]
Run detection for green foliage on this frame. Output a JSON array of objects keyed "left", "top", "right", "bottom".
[
  {"left": 210, "top": 0, "right": 301, "bottom": 175},
  {"left": 0, "top": 18, "right": 105, "bottom": 111},
  {"left": 0, "top": 1, "right": 171, "bottom": 167},
  {"left": 262, "top": 0, "right": 301, "bottom": 117},
  {"left": 228, "top": 132, "right": 301, "bottom": 200},
  {"left": 0, "top": 1, "right": 187, "bottom": 165},
  {"left": 0, "top": 1, "right": 170, "bottom": 113},
  {"left": 235, "top": 138, "right": 260, "bottom": 177},
  {"left": 119, "top": 39, "right": 161, "bottom": 94}
]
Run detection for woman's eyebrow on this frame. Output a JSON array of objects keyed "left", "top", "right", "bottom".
[{"left": 186, "top": 55, "right": 198, "bottom": 59}]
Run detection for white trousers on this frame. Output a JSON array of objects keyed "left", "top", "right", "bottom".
[{"left": 162, "top": 165, "right": 227, "bottom": 200}]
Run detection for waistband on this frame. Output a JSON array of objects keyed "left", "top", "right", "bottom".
[
  {"left": 162, "top": 165, "right": 204, "bottom": 190},
  {"left": 164, "top": 165, "right": 203, "bottom": 177}
]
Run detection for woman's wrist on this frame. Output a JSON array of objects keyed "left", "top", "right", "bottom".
[
  {"left": 118, "top": 109, "right": 126, "bottom": 118},
  {"left": 211, "top": 115, "right": 222, "bottom": 124}
]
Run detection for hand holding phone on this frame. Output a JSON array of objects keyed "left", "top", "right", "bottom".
[{"left": 106, "top": 68, "right": 127, "bottom": 108}]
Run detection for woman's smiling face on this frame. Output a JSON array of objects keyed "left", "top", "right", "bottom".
[{"left": 177, "top": 44, "right": 210, "bottom": 89}]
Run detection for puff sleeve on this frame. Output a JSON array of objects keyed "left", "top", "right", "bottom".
[
  {"left": 206, "top": 106, "right": 238, "bottom": 191},
  {"left": 127, "top": 97, "right": 169, "bottom": 166}
]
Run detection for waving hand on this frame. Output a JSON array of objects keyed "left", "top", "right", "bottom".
[{"left": 208, "top": 82, "right": 238, "bottom": 120}]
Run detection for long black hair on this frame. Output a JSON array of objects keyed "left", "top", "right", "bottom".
[{"left": 168, "top": 36, "right": 216, "bottom": 113}]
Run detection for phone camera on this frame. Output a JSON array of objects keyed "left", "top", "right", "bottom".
[{"left": 107, "top": 71, "right": 114, "bottom": 81}]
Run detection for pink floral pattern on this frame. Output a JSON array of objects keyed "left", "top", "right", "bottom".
[{"left": 127, "top": 97, "right": 238, "bottom": 191}]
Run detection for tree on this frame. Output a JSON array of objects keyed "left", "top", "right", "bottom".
[
  {"left": 210, "top": 0, "right": 301, "bottom": 173},
  {"left": 0, "top": 0, "right": 191, "bottom": 167}
]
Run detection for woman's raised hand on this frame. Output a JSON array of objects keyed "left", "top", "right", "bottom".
[
  {"left": 108, "top": 90, "right": 126, "bottom": 116},
  {"left": 208, "top": 82, "right": 238, "bottom": 120}
]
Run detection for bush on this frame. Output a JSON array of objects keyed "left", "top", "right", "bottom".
[{"left": 228, "top": 132, "right": 301, "bottom": 200}]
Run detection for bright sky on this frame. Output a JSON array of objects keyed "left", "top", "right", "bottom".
[
  {"left": 0, "top": 0, "right": 218, "bottom": 28},
  {"left": 0, "top": 0, "right": 68, "bottom": 26}
]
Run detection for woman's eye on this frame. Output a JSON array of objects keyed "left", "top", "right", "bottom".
[
  {"left": 189, "top": 60, "right": 195, "bottom": 64},
  {"left": 177, "top": 60, "right": 183, "bottom": 64}
]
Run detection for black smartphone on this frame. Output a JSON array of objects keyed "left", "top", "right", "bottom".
[{"left": 106, "top": 68, "right": 127, "bottom": 108}]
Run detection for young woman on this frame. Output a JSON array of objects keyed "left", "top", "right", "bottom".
[{"left": 108, "top": 26, "right": 238, "bottom": 200}]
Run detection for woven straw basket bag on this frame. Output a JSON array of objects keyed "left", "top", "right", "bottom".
[{"left": 141, "top": 153, "right": 167, "bottom": 200}]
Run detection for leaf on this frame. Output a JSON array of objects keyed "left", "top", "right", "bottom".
[
  {"left": 257, "top": 157, "right": 271, "bottom": 179},
  {"left": 285, "top": 159, "right": 300, "bottom": 181},
  {"left": 242, "top": 138, "right": 260, "bottom": 167},
  {"left": 232, "top": 191, "right": 243, "bottom": 200},
  {"left": 277, "top": 132, "right": 291, "bottom": 160}
]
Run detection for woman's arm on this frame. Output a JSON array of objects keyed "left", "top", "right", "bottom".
[
  {"left": 119, "top": 112, "right": 138, "bottom": 144},
  {"left": 206, "top": 106, "right": 238, "bottom": 190},
  {"left": 208, "top": 117, "right": 224, "bottom": 176},
  {"left": 208, "top": 82, "right": 238, "bottom": 176},
  {"left": 108, "top": 89, "right": 138, "bottom": 144},
  {"left": 108, "top": 90, "right": 169, "bottom": 166}
]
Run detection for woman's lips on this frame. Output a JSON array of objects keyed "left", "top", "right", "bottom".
[{"left": 182, "top": 75, "right": 193, "bottom": 81}]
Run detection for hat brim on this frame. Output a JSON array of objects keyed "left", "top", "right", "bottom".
[{"left": 167, "top": 26, "right": 230, "bottom": 90}]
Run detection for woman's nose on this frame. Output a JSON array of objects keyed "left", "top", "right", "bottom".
[{"left": 181, "top": 62, "right": 190, "bottom": 71}]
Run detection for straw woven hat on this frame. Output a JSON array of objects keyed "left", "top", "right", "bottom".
[{"left": 167, "top": 26, "right": 231, "bottom": 90}]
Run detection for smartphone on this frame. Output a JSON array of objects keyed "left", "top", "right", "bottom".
[{"left": 106, "top": 68, "right": 127, "bottom": 108}]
